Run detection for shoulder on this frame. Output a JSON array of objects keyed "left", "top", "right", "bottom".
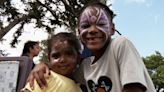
[
  {"left": 110, "top": 36, "right": 137, "bottom": 59},
  {"left": 50, "top": 71, "right": 75, "bottom": 83},
  {"left": 110, "top": 36, "right": 134, "bottom": 49},
  {"left": 46, "top": 71, "right": 81, "bottom": 92},
  {"left": 81, "top": 56, "right": 94, "bottom": 64},
  {"left": 111, "top": 36, "right": 131, "bottom": 45}
]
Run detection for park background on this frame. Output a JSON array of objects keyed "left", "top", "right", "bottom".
[
  {"left": 1, "top": 0, "right": 164, "bottom": 58},
  {"left": 0, "top": 0, "right": 164, "bottom": 91}
]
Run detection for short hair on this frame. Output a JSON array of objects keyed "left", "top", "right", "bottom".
[
  {"left": 21, "top": 41, "right": 39, "bottom": 56},
  {"left": 47, "top": 32, "right": 81, "bottom": 60}
]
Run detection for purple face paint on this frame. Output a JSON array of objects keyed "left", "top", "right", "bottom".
[
  {"left": 79, "top": 7, "right": 96, "bottom": 31},
  {"left": 90, "top": 16, "right": 97, "bottom": 23},
  {"left": 97, "top": 10, "right": 110, "bottom": 31},
  {"left": 79, "top": 6, "right": 112, "bottom": 42}
]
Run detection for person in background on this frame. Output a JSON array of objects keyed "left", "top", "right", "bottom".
[
  {"left": 26, "top": 1, "right": 156, "bottom": 92},
  {"left": 21, "top": 40, "right": 41, "bottom": 68},
  {"left": 21, "top": 32, "right": 82, "bottom": 92}
]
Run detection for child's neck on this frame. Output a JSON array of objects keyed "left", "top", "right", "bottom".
[{"left": 92, "top": 39, "right": 110, "bottom": 64}]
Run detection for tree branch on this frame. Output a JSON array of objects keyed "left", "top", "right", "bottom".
[{"left": 0, "top": 15, "right": 29, "bottom": 39}]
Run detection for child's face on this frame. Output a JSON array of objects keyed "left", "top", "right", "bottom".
[
  {"left": 49, "top": 40, "right": 78, "bottom": 77},
  {"left": 79, "top": 6, "right": 113, "bottom": 51}
]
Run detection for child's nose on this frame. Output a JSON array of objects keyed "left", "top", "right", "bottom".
[
  {"left": 59, "top": 56, "right": 66, "bottom": 63},
  {"left": 88, "top": 25, "right": 98, "bottom": 35}
]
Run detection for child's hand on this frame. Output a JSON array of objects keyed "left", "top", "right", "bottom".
[
  {"left": 20, "top": 88, "right": 31, "bottom": 92},
  {"left": 123, "top": 83, "right": 146, "bottom": 92},
  {"left": 26, "top": 62, "right": 50, "bottom": 89}
]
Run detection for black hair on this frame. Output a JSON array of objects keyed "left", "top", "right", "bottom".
[
  {"left": 47, "top": 32, "right": 81, "bottom": 60},
  {"left": 79, "top": 1, "right": 116, "bottom": 22},
  {"left": 21, "top": 41, "right": 39, "bottom": 56}
]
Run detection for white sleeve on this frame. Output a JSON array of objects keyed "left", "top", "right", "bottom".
[{"left": 115, "top": 37, "right": 148, "bottom": 89}]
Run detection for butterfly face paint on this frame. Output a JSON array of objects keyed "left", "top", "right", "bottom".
[{"left": 79, "top": 6, "right": 112, "bottom": 43}]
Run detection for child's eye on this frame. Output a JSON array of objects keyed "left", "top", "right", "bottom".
[
  {"left": 65, "top": 51, "right": 76, "bottom": 56},
  {"left": 81, "top": 23, "right": 90, "bottom": 29},
  {"left": 97, "top": 23, "right": 105, "bottom": 26},
  {"left": 51, "top": 53, "right": 60, "bottom": 59},
  {"left": 97, "top": 21, "right": 107, "bottom": 26}
]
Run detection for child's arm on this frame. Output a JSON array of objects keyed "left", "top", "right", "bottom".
[
  {"left": 27, "top": 62, "right": 50, "bottom": 89},
  {"left": 123, "top": 83, "right": 146, "bottom": 92},
  {"left": 20, "top": 88, "right": 31, "bottom": 92}
]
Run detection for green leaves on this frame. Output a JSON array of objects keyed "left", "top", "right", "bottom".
[{"left": 143, "top": 51, "right": 164, "bottom": 91}]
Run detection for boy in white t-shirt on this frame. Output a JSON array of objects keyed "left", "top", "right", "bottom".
[
  {"left": 76, "top": 2, "right": 155, "bottom": 92},
  {"left": 75, "top": 2, "right": 155, "bottom": 92}
]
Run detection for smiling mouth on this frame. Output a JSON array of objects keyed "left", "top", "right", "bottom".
[
  {"left": 60, "top": 66, "right": 67, "bottom": 70},
  {"left": 59, "top": 65, "right": 69, "bottom": 70},
  {"left": 86, "top": 37, "right": 103, "bottom": 40}
]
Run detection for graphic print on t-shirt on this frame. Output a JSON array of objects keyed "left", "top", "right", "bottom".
[{"left": 87, "top": 76, "right": 112, "bottom": 92}]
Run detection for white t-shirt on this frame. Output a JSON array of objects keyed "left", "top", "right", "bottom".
[{"left": 75, "top": 36, "right": 156, "bottom": 92}]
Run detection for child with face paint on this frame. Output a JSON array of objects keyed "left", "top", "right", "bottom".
[
  {"left": 26, "top": 2, "right": 155, "bottom": 92},
  {"left": 77, "top": 2, "right": 155, "bottom": 92},
  {"left": 21, "top": 33, "right": 82, "bottom": 92}
]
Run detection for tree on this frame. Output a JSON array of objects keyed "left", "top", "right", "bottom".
[
  {"left": 0, "top": 0, "right": 108, "bottom": 47},
  {"left": 143, "top": 51, "right": 164, "bottom": 92},
  {"left": 0, "top": 50, "right": 8, "bottom": 56}
]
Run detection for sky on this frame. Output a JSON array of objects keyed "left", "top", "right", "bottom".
[
  {"left": 110, "top": 0, "right": 164, "bottom": 57},
  {"left": 0, "top": 0, "right": 164, "bottom": 58}
]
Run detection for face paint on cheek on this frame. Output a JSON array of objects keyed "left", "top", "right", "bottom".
[
  {"left": 79, "top": 14, "right": 88, "bottom": 33},
  {"left": 94, "top": 9, "right": 112, "bottom": 42},
  {"left": 101, "top": 24, "right": 110, "bottom": 33},
  {"left": 79, "top": 15, "right": 87, "bottom": 42},
  {"left": 96, "top": 9, "right": 111, "bottom": 34}
]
